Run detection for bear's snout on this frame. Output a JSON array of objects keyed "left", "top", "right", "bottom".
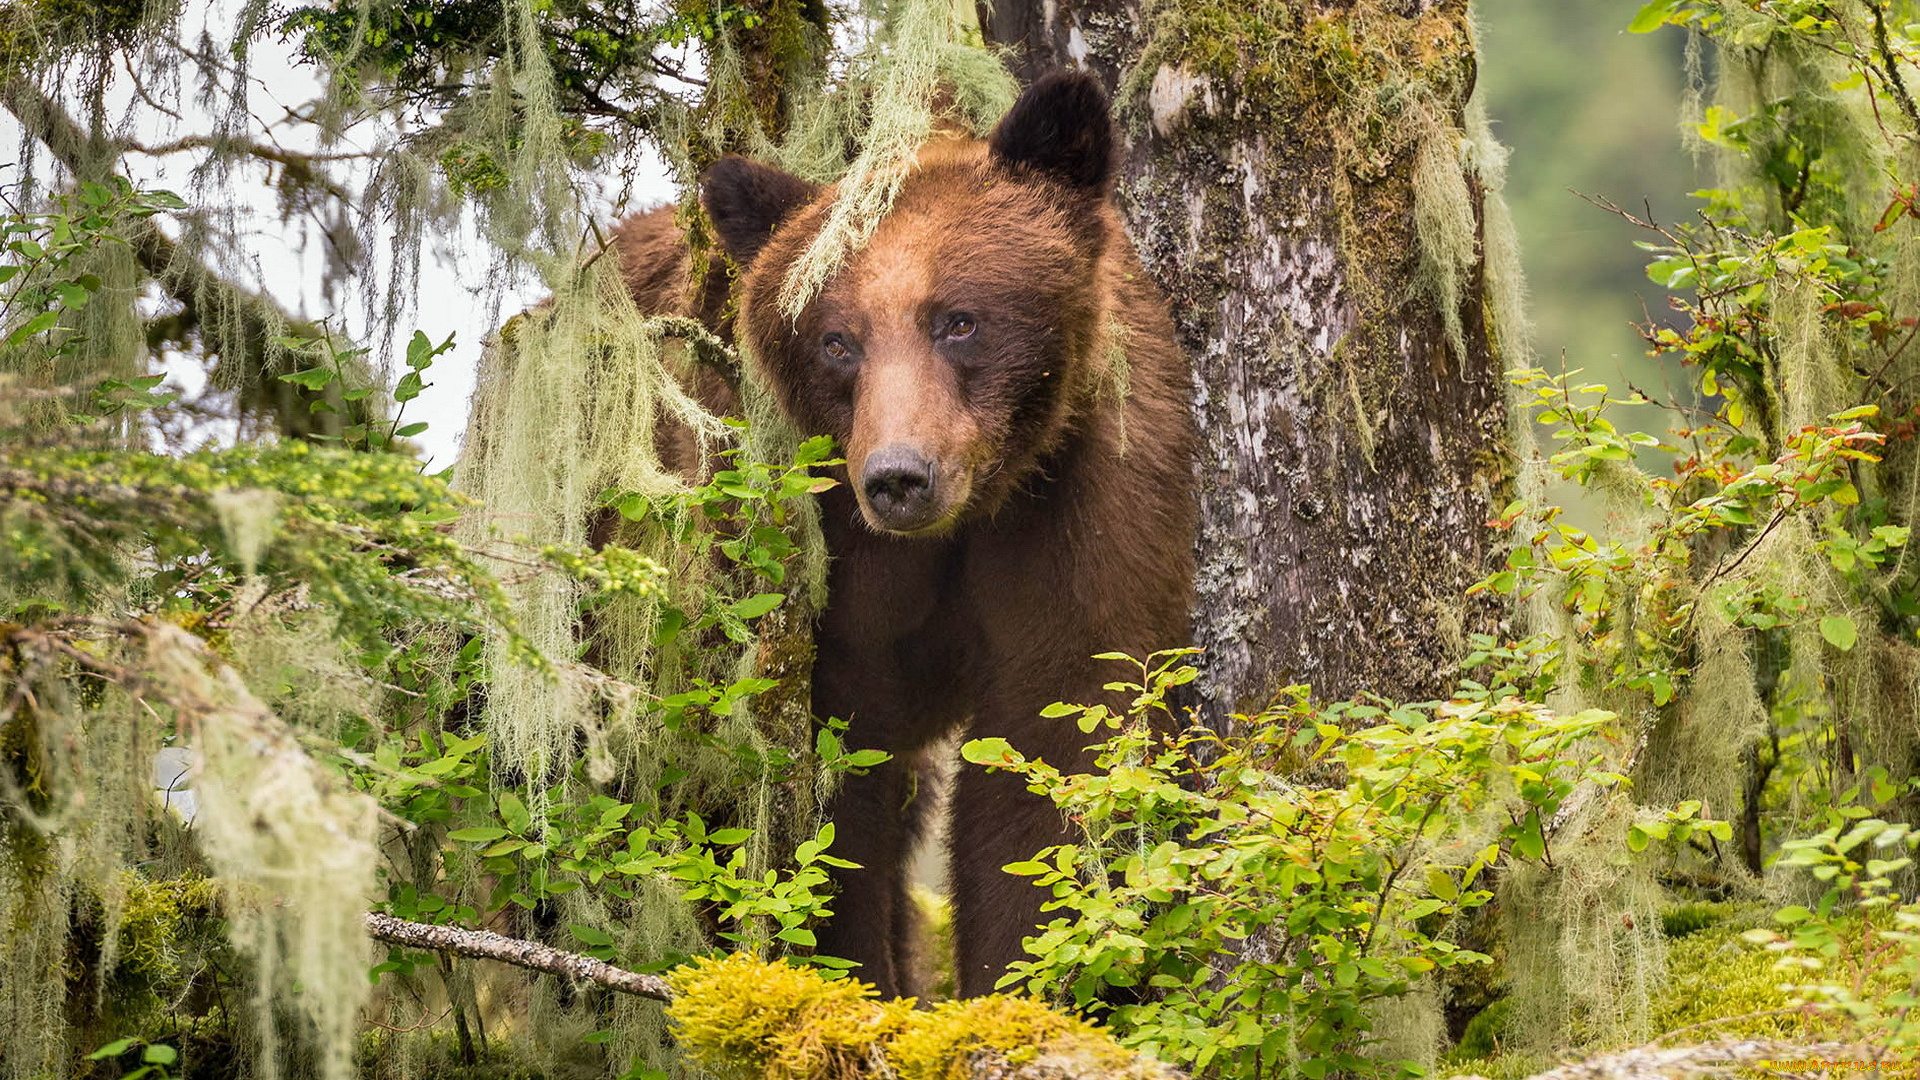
[{"left": 860, "top": 444, "right": 943, "bottom": 533}]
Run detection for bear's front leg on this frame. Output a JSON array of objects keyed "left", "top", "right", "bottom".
[
  {"left": 947, "top": 755, "right": 1074, "bottom": 997},
  {"left": 811, "top": 753, "right": 928, "bottom": 997},
  {"left": 946, "top": 682, "right": 1113, "bottom": 998}
]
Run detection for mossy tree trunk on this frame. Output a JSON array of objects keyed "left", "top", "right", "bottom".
[{"left": 979, "top": 0, "right": 1516, "bottom": 714}]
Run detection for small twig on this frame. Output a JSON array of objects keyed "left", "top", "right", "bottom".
[
  {"left": 1361, "top": 796, "right": 1442, "bottom": 956},
  {"left": 1697, "top": 502, "right": 1794, "bottom": 594},
  {"left": 365, "top": 1006, "right": 455, "bottom": 1034},
  {"left": 1871, "top": 2, "right": 1920, "bottom": 136},
  {"left": 646, "top": 54, "right": 709, "bottom": 88},
  {"left": 363, "top": 913, "right": 675, "bottom": 1001},
  {"left": 121, "top": 54, "right": 183, "bottom": 122},
  {"left": 134, "top": 134, "right": 376, "bottom": 166},
  {"left": 1649, "top": 1007, "right": 1820, "bottom": 1045}
]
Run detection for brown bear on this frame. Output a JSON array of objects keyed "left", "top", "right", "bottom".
[{"left": 613, "top": 71, "right": 1195, "bottom": 997}]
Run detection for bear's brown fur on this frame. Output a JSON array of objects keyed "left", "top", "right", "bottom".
[{"left": 613, "top": 72, "right": 1195, "bottom": 997}]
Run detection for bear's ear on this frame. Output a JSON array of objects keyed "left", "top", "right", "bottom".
[
  {"left": 700, "top": 156, "right": 818, "bottom": 266},
  {"left": 988, "top": 70, "right": 1115, "bottom": 191}
]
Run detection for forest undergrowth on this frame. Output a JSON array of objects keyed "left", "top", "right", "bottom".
[{"left": 3, "top": 1, "right": 1920, "bottom": 1079}]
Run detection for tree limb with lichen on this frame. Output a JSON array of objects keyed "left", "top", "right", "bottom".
[
  {"left": 363, "top": 913, "right": 677, "bottom": 1000},
  {"left": 0, "top": 71, "right": 368, "bottom": 437}
]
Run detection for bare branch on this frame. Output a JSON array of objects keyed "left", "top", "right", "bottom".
[
  {"left": 132, "top": 134, "right": 378, "bottom": 167},
  {"left": 363, "top": 913, "right": 676, "bottom": 1001}
]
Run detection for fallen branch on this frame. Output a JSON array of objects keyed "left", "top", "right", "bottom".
[
  {"left": 363, "top": 912, "right": 675, "bottom": 1002},
  {"left": 1456, "top": 1038, "right": 1878, "bottom": 1080}
]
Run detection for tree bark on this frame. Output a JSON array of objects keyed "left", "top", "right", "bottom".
[{"left": 979, "top": 0, "right": 1514, "bottom": 716}]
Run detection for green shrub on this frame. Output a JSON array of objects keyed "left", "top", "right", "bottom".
[{"left": 965, "top": 650, "right": 1637, "bottom": 1080}]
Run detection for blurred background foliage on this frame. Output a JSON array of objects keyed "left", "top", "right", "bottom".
[{"left": 1478, "top": 0, "right": 1703, "bottom": 385}]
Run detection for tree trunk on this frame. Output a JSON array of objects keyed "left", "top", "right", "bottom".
[{"left": 979, "top": 0, "right": 1515, "bottom": 715}]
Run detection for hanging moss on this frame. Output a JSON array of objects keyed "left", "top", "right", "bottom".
[
  {"left": 1498, "top": 798, "right": 1668, "bottom": 1056},
  {"left": 774, "top": 0, "right": 1015, "bottom": 316},
  {"left": 149, "top": 625, "right": 380, "bottom": 1080}
]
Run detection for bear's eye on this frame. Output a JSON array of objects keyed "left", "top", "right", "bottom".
[
  {"left": 939, "top": 313, "right": 977, "bottom": 342},
  {"left": 822, "top": 333, "right": 855, "bottom": 363}
]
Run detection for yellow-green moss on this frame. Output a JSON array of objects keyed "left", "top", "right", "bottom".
[
  {"left": 666, "top": 953, "right": 1155, "bottom": 1080},
  {"left": 668, "top": 953, "right": 914, "bottom": 1080},
  {"left": 888, "top": 997, "right": 1134, "bottom": 1080},
  {"left": 1648, "top": 913, "right": 1910, "bottom": 1046},
  {"left": 1650, "top": 925, "right": 1807, "bottom": 1042},
  {"left": 114, "top": 870, "right": 221, "bottom": 987}
]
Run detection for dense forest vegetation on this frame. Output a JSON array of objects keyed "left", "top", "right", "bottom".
[{"left": 4, "top": 1, "right": 1920, "bottom": 1079}]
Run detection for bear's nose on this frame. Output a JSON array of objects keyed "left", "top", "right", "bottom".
[{"left": 861, "top": 446, "right": 938, "bottom": 529}]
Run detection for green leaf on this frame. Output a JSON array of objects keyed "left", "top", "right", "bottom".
[
  {"left": 142, "top": 1044, "right": 178, "bottom": 1066},
  {"left": 54, "top": 281, "right": 91, "bottom": 308},
  {"left": 794, "top": 435, "right": 836, "bottom": 463},
  {"left": 448, "top": 827, "right": 509, "bottom": 843},
  {"left": 277, "top": 366, "right": 336, "bottom": 390},
  {"left": 729, "top": 593, "right": 784, "bottom": 619},
  {"left": 1512, "top": 811, "right": 1547, "bottom": 862},
  {"left": 6, "top": 310, "right": 59, "bottom": 347},
  {"left": 394, "top": 371, "right": 426, "bottom": 402},
  {"left": 707, "top": 828, "right": 752, "bottom": 845},
  {"left": 394, "top": 422, "right": 429, "bottom": 438},
  {"left": 498, "top": 792, "right": 532, "bottom": 835},
  {"left": 1820, "top": 615, "right": 1858, "bottom": 652},
  {"left": 406, "top": 330, "right": 434, "bottom": 369},
  {"left": 89, "top": 1038, "right": 139, "bottom": 1060},
  {"left": 777, "top": 926, "right": 817, "bottom": 946},
  {"left": 569, "top": 924, "right": 615, "bottom": 947},
  {"left": 961, "top": 737, "right": 1016, "bottom": 766}
]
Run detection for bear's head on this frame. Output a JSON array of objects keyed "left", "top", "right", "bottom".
[{"left": 701, "top": 72, "right": 1119, "bottom": 537}]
